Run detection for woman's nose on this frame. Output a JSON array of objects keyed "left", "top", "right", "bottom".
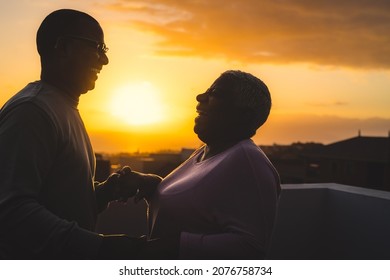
[{"left": 196, "top": 92, "right": 208, "bottom": 102}]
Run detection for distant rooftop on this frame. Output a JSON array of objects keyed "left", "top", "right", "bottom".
[{"left": 306, "top": 135, "right": 390, "bottom": 162}]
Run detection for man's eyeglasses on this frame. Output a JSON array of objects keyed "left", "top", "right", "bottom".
[{"left": 64, "top": 35, "right": 109, "bottom": 54}]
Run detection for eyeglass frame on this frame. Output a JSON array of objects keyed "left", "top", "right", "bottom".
[{"left": 61, "top": 35, "right": 109, "bottom": 54}]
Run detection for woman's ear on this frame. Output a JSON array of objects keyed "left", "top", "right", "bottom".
[
  {"left": 238, "top": 109, "right": 259, "bottom": 135},
  {"left": 239, "top": 109, "right": 254, "bottom": 124}
]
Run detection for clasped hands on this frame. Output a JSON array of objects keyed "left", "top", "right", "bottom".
[
  {"left": 96, "top": 167, "right": 180, "bottom": 259},
  {"left": 100, "top": 166, "right": 162, "bottom": 205}
]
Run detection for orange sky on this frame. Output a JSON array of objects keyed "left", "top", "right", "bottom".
[{"left": 1, "top": 0, "right": 390, "bottom": 153}]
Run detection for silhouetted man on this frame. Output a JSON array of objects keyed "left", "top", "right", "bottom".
[{"left": 0, "top": 9, "right": 155, "bottom": 259}]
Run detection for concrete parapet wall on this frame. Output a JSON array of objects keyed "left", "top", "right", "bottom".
[{"left": 268, "top": 183, "right": 390, "bottom": 259}]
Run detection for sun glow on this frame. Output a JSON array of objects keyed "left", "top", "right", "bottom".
[{"left": 110, "top": 82, "right": 165, "bottom": 126}]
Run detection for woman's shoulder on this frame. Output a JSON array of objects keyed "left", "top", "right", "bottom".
[
  {"left": 236, "top": 139, "right": 279, "bottom": 176},
  {"left": 230, "top": 139, "right": 264, "bottom": 158}
]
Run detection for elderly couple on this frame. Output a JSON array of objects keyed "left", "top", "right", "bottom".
[{"left": 0, "top": 9, "right": 280, "bottom": 259}]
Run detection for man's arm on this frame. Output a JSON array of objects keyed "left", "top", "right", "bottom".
[{"left": 0, "top": 103, "right": 101, "bottom": 258}]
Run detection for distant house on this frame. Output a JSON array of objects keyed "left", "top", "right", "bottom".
[
  {"left": 143, "top": 152, "right": 183, "bottom": 177},
  {"left": 303, "top": 135, "right": 390, "bottom": 191},
  {"left": 261, "top": 142, "right": 324, "bottom": 184},
  {"left": 95, "top": 153, "right": 111, "bottom": 182}
]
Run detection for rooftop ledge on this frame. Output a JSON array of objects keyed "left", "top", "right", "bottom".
[
  {"left": 268, "top": 183, "right": 390, "bottom": 259},
  {"left": 282, "top": 182, "right": 390, "bottom": 200},
  {"left": 98, "top": 182, "right": 390, "bottom": 259}
]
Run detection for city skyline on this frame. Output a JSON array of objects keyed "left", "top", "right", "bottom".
[{"left": 1, "top": 0, "right": 390, "bottom": 153}]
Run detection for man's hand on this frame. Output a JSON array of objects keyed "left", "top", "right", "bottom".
[
  {"left": 114, "top": 166, "right": 144, "bottom": 202},
  {"left": 97, "top": 166, "right": 162, "bottom": 206}
]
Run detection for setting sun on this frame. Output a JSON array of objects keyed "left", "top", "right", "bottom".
[
  {"left": 110, "top": 82, "right": 165, "bottom": 126},
  {"left": 1, "top": 1, "right": 389, "bottom": 154}
]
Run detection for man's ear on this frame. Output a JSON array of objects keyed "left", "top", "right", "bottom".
[{"left": 54, "top": 37, "right": 68, "bottom": 57}]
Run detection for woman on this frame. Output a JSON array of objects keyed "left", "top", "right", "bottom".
[{"left": 138, "top": 70, "right": 280, "bottom": 259}]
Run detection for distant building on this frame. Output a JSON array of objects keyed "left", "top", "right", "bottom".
[
  {"left": 95, "top": 153, "right": 111, "bottom": 182},
  {"left": 102, "top": 148, "right": 195, "bottom": 178},
  {"left": 261, "top": 142, "right": 324, "bottom": 184},
  {"left": 143, "top": 152, "right": 183, "bottom": 177},
  {"left": 303, "top": 135, "right": 390, "bottom": 191},
  {"left": 108, "top": 153, "right": 149, "bottom": 172},
  {"left": 97, "top": 135, "right": 390, "bottom": 191}
]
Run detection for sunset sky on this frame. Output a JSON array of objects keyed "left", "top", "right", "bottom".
[{"left": 1, "top": 0, "right": 389, "bottom": 153}]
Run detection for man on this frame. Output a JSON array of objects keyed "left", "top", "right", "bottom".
[{"left": 0, "top": 9, "right": 158, "bottom": 259}]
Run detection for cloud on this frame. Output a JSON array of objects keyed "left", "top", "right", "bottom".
[
  {"left": 103, "top": 0, "right": 390, "bottom": 69},
  {"left": 305, "top": 101, "right": 349, "bottom": 107}
]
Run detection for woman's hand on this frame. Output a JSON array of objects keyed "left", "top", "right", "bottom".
[{"left": 116, "top": 166, "right": 162, "bottom": 203}]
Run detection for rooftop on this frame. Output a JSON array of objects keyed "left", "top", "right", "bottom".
[
  {"left": 306, "top": 136, "right": 390, "bottom": 162},
  {"left": 97, "top": 182, "right": 390, "bottom": 259},
  {"left": 268, "top": 183, "right": 390, "bottom": 259}
]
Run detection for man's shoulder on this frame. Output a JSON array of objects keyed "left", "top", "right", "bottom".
[
  {"left": 1, "top": 82, "right": 38, "bottom": 113},
  {"left": 5, "top": 81, "right": 41, "bottom": 102},
  {"left": 0, "top": 81, "right": 63, "bottom": 125},
  {"left": 1, "top": 81, "right": 66, "bottom": 115}
]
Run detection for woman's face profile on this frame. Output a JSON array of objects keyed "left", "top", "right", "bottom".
[{"left": 194, "top": 75, "right": 245, "bottom": 144}]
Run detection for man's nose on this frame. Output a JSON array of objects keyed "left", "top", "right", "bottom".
[{"left": 99, "top": 52, "right": 109, "bottom": 65}]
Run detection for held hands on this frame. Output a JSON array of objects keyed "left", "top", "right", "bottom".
[{"left": 101, "top": 166, "right": 162, "bottom": 204}]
